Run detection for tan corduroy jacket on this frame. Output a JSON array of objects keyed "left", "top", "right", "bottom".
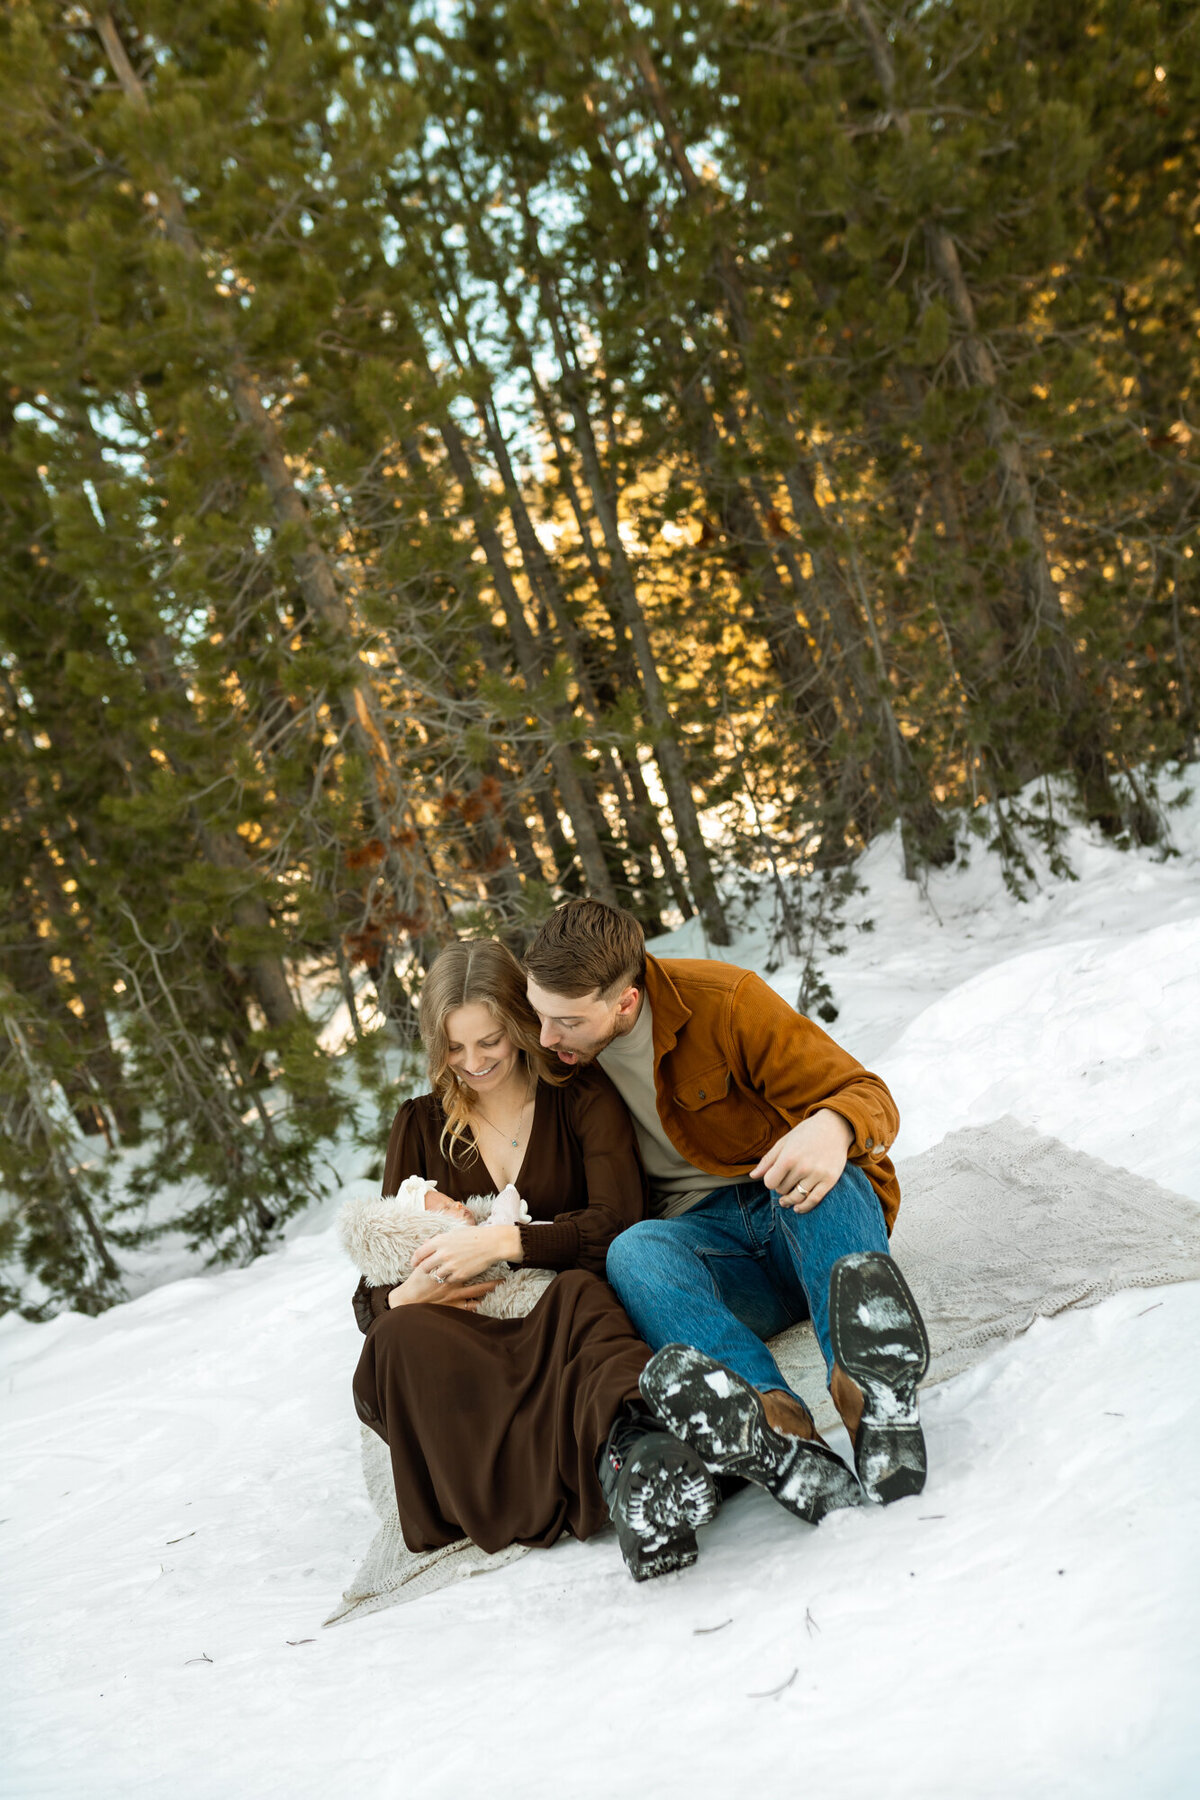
[{"left": 644, "top": 954, "right": 901, "bottom": 1231}]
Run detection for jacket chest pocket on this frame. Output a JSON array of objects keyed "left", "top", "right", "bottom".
[
  {"left": 672, "top": 1063, "right": 733, "bottom": 1112},
  {"left": 670, "top": 1061, "right": 776, "bottom": 1158}
]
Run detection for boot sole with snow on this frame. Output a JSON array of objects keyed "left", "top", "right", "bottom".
[
  {"left": 639, "top": 1345, "right": 861, "bottom": 1526},
  {"left": 829, "top": 1252, "right": 930, "bottom": 1506},
  {"left": 610, "top": 1433, "right": 719, "bottom": 1582}
]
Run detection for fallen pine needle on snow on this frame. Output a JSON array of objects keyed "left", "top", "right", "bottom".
[
  {"left": 1136, "top": 1302, "right": 1163, "bottom": 1317},
  {"left": 165, "top": 1532, "right": 196, "bottom": 1545},
  {"left": 692, "top": 1619, "right": 732, "bottom": 1635},
  {"left": 287, "top": 1640, "right": 315, "bottom": 1646},
  {"left": 184, "top": 1655, "right": 212, "bottom": 1666},
  {"left": 805, "top": 1608, "right": 820, "bottom": 1636},
  {"left": 748, "top": 1669, "right": 798, "bottom": 1700}
]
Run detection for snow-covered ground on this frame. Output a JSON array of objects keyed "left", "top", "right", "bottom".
[{"left": 3, "top": 773, "right": 1200, "bottom": 1800}]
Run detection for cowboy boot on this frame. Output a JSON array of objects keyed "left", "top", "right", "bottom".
[
  {"left": 829, "top": 1252, "right": 930, "bottom": 1505},
  {"left": 639, "top": 1345, "right": 861, "bottom": 1526}
]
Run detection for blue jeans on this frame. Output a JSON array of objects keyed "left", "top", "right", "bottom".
[{"left": 606, "top": 1165, "right": 890, "bottom": 1403}]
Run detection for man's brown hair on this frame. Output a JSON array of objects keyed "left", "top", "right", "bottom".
[{"left": 523, "top": 899, "right": 647, "bottom": 999}]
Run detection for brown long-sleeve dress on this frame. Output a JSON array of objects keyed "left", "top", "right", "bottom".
[{"left": 350, "top": 1064, "right": 652, "bottom": 1555}]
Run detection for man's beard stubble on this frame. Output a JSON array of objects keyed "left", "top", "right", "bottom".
[{"left": 557, "top": 1015, "right": 625, "bottom": 1066}]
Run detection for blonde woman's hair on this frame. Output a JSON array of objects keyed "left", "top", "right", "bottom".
[{"left": 418, "top": 939, "right": 566, "bottom": 1165}]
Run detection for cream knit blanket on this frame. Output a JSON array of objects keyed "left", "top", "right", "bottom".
[{"left": 326, "top": 1118, "right": 1200, "bottom": 1624}]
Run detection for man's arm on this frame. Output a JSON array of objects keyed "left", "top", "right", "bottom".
[{"left": 731, "top": 972, "right": 899, "bottom": 1209}]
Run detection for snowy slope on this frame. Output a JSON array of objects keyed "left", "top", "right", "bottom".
[{"left": 2, "top": 774, "right": 1199, "bottom": 1800}]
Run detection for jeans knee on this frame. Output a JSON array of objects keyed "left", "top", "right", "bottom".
[
  {"left": 779, "top": 1161, "right": 888, "bottom": 1254},
  {"left": 839, "top": 1163, "right": 889, "bottom": 1240},
  {"left": 839, "top": 1160, "right": 880, "bottom": 1208},
  {"left": 606, "top": 1219, "right": 670, "bottom": 1291}
]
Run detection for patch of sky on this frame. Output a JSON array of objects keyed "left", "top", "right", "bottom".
[
  {"left": 327, "top": 0, "right": 376, "bottom": 41},
  {"left": 96, "top": 402, "right": 146, "bottom": 452},
  {"left": 81, "top": 481, "right": 107, "bottom": 532},
  {"left": 380, "top": 217, "right": 403, "bottom": 268},
  {"left": 412, "top": 0, "right": 474, "bottom": 35},
  {"left": 172, "top": 609, "right": 218, "bottom": 657},
  {"left": 16, "top": 401, "right": 151, "bottom": 496}
]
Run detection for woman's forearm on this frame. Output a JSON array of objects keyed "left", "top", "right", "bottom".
[
  {"left": 494, "top": 1223, "right": 524, "bottom": 1264},
  {"left": 408, "top": 1222, "right": 525, "bottom": 1286}
]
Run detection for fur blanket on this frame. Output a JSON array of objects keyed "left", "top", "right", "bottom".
[{"left": 337, "top": 1180, "right": 554, "bottom": 1321}]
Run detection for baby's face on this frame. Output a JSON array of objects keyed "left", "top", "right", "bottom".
[{"left": 423, "top": 1190, "right": 475, "bottom": 1227}]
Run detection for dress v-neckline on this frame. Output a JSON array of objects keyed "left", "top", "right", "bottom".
[{"left": 468, "top": 1077, "right": 543, "bottom": 1195}]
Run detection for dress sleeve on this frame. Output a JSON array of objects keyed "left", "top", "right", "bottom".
[
  {"left": 351, "top": 1099, "right": 431, "bottom": 1335},
  {"left": 381, "top": 1097, "right": 436, "bottom": 1197},
  {"left": 517, "top": 1071, "right": 648, "bottom": 1278},
  {"left": 353, "top": 1274, "right": 390, "bottom": 1333}
]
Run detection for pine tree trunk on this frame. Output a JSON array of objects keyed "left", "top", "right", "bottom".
[
  {"left": 431, "top": 213, "right": 693, "bottom": 920},
  {"left": 893, "top": 363, "right": 1040, "bottom": 796},
  {"left": 846, "top": 0, "right": 1123, "bottom": 834},
  {"left": 465, "top": 385, "right": 671, "bottom": 922},
  {"left": 620, "top": 19, "right": 953, "bottom": 871},
  {"left": 434, "top": 413, "right": 622, "bottom": 907},
  {"left": 528, "top": 266, "right": 730, "bottom": 940},
  {"left": 668, "top": 377, "right": 868, "bottom": 852},
  {"left": 1, "top": 1003, "right": 125, "bottom": 1306},
  {"left": 93, "top": 11, "right": 456, "bottom": 938}
]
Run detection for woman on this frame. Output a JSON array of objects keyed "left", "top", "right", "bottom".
[{"left": 350, "top": 939, "right": 717, "bottom": 1581}]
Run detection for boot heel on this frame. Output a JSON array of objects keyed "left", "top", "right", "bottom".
[
  {"left": 829, "top": 1253, "right": 930, "bottom": 1505},
  {"left": 600, "top": 1408, "right": 718, "bottom": 1582}
]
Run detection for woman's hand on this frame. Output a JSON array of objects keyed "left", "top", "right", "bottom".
[
  {"left": 386, "top": 1267, "right": 499, "bottom": 1310},
  {"left": 411, "top": 1223, "right": 524, "bottom": 1286}
]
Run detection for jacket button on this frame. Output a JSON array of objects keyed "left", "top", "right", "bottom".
[
  {"left": 865, "top": 1138, "right": 875, "bottom": 1151},
  {"left": 698, "top": 1089, "right": 706, "bottom": 1100}
]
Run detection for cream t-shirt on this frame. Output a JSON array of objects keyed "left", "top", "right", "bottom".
[{"left": 598, "top": 996, "right": 743, "bottom": 1219}]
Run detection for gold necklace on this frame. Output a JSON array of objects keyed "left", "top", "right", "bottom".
[{"left": 471, "top": 1077, "right": 535, "bottom": 1149}]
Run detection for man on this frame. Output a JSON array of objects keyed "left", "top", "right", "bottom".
[{"left": 524, "top": 898, "right": 929, "bottom": 1558}]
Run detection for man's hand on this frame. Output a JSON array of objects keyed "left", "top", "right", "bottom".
[
  {"left": 411, "top": 1223, "right": 524, "bottom": 1286},
  {"left": 387, "top": 1268, "right": 499, "bottom": 1310},
  {"left": 750, "top": 1109, "right": 854, "bottom": 1212}
]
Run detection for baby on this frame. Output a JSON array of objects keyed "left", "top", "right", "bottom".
[
  {"left": 339, "top": 1173, "right": 553, "bottom": 1321},
  {"left": 395, "top": 1174, "right": 532, "bottom": 1230}
]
